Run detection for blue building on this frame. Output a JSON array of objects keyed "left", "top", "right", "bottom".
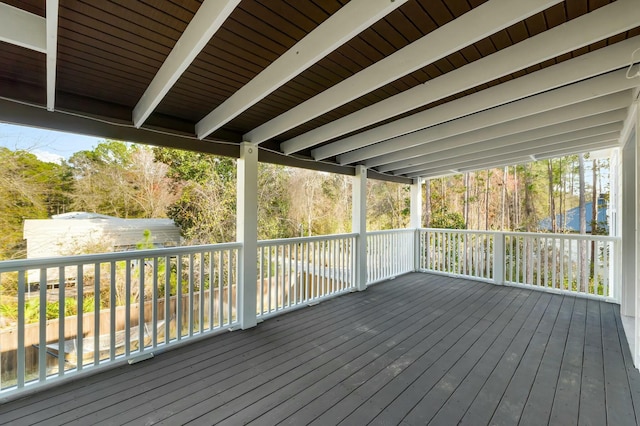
[{"left": 539, "top": 198, "right": 608, "bottom": 233}]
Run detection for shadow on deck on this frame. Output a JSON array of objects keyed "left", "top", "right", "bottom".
[{"left": 1, "top": 273, "right": 639, "bottom": 425}]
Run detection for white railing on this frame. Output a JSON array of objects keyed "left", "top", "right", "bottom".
[
  {"left": 367, "top": 229, "right": 415, "bottom": 284},
  {"left": 256, "top": 234, "right": 356, "bottom": 319},
  {"left": 419, "top": 229, "right": 495, "bottom": 282},
  {"left": 502, "top": 232, "right": 619, "bottom": 299},
  {"left": 0, "top": 228, "right": 622, "bottom": 398},
  {"left": 0, "top": 243, "right": 240, "bottom": 394},
  {"left": 418, "top": 228, "right": 620, "bottom": 300}
]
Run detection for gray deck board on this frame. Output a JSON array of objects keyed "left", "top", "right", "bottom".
[{"left": 0, "top": 272, "right": 638, "bottom": 426}]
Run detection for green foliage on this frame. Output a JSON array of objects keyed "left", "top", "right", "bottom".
[
  {"left": 0, "top": 147, "right": 73, "bottom": 259},
  {"left": 136, "top": 229, "right": 155, "bottom": 250},
  {"left": 430, "top": 208, "right": 466, "bottom": 229},
  {"left": 0, "top": 297, "right": 81, "bottom": 326}
]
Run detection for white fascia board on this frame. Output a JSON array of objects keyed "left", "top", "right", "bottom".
[
  {"left": 368, "top": 92, "right": 631, "bottom": 168},
  {"left": 246, "top": 0, "right": 560, "bottom": 147},
  {"left": 337, "top": 69, "right": 636, "bottom": 165},
  {"left": 392, "top": 128, "right": 622, "bottom": 175},
  {"left": 132, "top": 0, "right": 240, "bottom": 128},
  {"left": 195, "top": 0, "right": 408, "bottom": 140},
  {"left": 376, "top": 109, "right": 628, "bottom": 172},
  {"left": 302, "top": 0, "right": 640, "bottom": 159},
  {"left": 408, "top": 137, "right": 619, "bottom": 178},
  {"left": 0, "top": 3, "right": 46, "bottom": 53},
  {"left": 46, "top": 1, "right": 59, "bottom": 112}
]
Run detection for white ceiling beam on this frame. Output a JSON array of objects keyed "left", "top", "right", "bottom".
[
  {"left": 415, "top": 157, "right": 534, "bottom": 179},
  {"left": 132, "top": 0, "right": 241, "bottom": 128},
  {"left": 408, "top": 137, "right": 619, "bottom": 179},
  {"left": 336, "top": 69, "right": 636, "bottom": 165},
  {"left": 293, "top": 0, "right": 640, "bottom": 157},
  {"left": 245, "top": 0, "right": 560, "bottom": 146},
  {"left": 0, "top": 3, "right": 46, "bottom": 53},
  {"left": 368, "top": 92, "right": 630, "bottom": 168},
  {"left": 391, "top": 124, "right": 623, "bottom": 175},
  {"left": 46, "top": 1, "right": 59, "bottom": 112},
  {"left": 323, "top": 38, "right": 640, "bottom": 162},
  {"left": 532, "top": 140, "right": 620, "bottom": 160},
  {"left": 392, "top": 128, "right": 621, "bottom": 175},
  {"left": 195, "top": 0, "right": 408, "bottom": 140},
  {"left": 376, "top": 109, "right": 626, "bottom": 172}
]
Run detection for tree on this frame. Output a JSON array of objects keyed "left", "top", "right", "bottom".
[
  {"left": 0, "top": 148, "right": 72, "bottom": 259},
  {"left": 547, "top": 159, "right": 557, "bottom": 233},
  {"left": 157, "top": 149, "right": 236, "bottom": 244},
  {"left": 70, "top": 141, "right": 175, "bottom": 219},
  {"left": 578, "top": 153, "right": 588, "bottom": 290},
  {"left": 367, "top": 181, "right": 410, "bottom": 230}
]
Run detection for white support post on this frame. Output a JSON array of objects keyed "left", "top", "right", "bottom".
[
  {"left": 493, "top": 233, "right": 505, "bottom": 285},
  {"left": 352, "top": 165, "right": 367, "bottom": 291},
  {"left": 621, "top": 121, "right": 636, "bottom": 318},
  {"left": 236, "top": 142, "right": 258, "bottom": 329},
  {"left": 635, "top": 101, "right": 640, "bottom": 368},
  {"left": 411, "top": 178, "right": 423, "bottom": 271}
]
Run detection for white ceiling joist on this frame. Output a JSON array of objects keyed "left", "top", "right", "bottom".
[
  {"left": 244, "top": 0, "right": 560, "bottom": 146},
  {"left": 320, "top": 37, "right": 640, "bottom": 162},
  {"left": 374, "top": 108, "right": 627, "bottom": 173},
  {"left": 132, "top": 0, "right": 241, "bottom": 128},
  {"left": 421, "top": 158, "right": 534, "bottom": 179},
  {"left": 289, "top": 0, "right": 640, "bottom": 157},
  {"left": 392, "top": 126, "right": 622, "bottom": 175},
  {"left": 368, "top": 92, "right": 631, "bottom": 169},
  {"left": 0, "top": 3, "right": 46, "bottom": 53},
  {"left": 337, "top": 69, "right": 635, "bottom": 165},
  {"left": 46, "top": 1, "right": 59, "bottom": 112},
  {"left": 417, "top": 157, "right": 535, "bottom": 178},
  {"left": 532, "top": 140, "right": 621, "bottom": 161},
  {"left": 194, "top": 0, "right": 408, "bottom": 140},
  {"left": 408, "top": 136, "right": 620, "bottom": 179}
]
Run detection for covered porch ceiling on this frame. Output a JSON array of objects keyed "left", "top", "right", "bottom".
[{"left": 1, "top": 0, "right": 639, "bottom": 183}]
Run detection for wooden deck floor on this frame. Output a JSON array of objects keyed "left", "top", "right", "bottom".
[{"left": 1, "top": 273, "right": 639, "bottom": 425}]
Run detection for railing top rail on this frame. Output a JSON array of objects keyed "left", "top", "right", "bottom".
[
  {"left": 500, "top": 231, "right": 619, "bottom": 242},
  {"left": 0, "top": 242, "right": 243, "bottom": 272},
  {"left": 420, "top": 228, "right": 494, "bottom": 235},
  {"left": 420, "top": 228, "right": 619, "bottom": 242},
  {"left": 257, "top": 233, "right": 358, "bottom": 246},
  {"left": 366, "top": 229, "right": 415, "bottom": 236}
]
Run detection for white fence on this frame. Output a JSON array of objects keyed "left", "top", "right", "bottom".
[
  {"left": 256, "top": 234, "right": 356, "bottom": 319},
  {"left": 418, "top": 228, "right": 619, "bottom": 300},
  {"left": 419, "top": 229, "right": 494, "bottom": 282},
  {"left": 503, "top": 232, "right": 618, "bottom": 298},
  {"left": 367, "top": 229, "right": 415, "bottom": 284},
  {"left": 0, "top": 243, "right": 240, "bottom": 394}
]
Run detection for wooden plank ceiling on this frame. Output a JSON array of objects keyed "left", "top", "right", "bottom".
[{"left": 0, "top": 0, "right": 639, "bottom": 183}]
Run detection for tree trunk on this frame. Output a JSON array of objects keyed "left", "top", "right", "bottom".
[
  {"left": 485, "top": 170, "right": 490, "bottom": 230},
  {"left": 578, "top": 153, "right": 587, "bottom": 291},
  {"left": 425, "top": 179, "right": 431, "bottom": 227},
  {"left": 513, "top": 166, "right": 520, "bottom": 229},
  {"left": 547, "top": 159, "right": 556, "bottom": 233},
  {"left": 501, "top": 167, "right": 506, "bottom": 230},
  {"left": 590, "top": 159, "right": 598, "bottom": 277},
  {"left": 463, "top": 173, "right": 470, "bottom": 228},
  {"left": 559, "top": 158, "right": 564, "bottom": 232}
]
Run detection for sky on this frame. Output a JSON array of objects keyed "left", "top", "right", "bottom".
[{"left": 0, "top": 123, "right": 103, "bottom": 163}]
